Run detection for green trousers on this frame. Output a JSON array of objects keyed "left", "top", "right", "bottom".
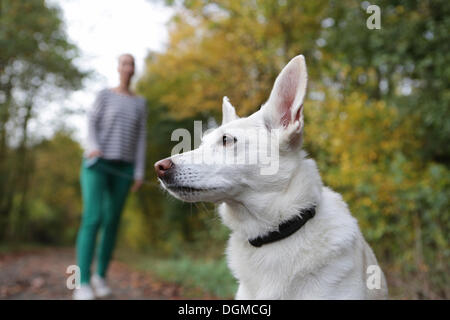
[{"left": 76, "top": 158, "right": 134, "bottom": 284}]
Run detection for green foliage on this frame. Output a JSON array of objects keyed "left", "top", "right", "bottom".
[
  {"left": 24, "top": 131, "right": 83, "bottom": 244},
  {"left": 323, "top": 0, "right": 450, "bottom": 162},
  {"left": 141, "top": 0, "right": 328, "bottom": 119},
  {"left": 135, "top": 254, "right": 237, "bottom": 298},
  {"left": 0, "top": 0, "right": 88, "bottom": 240},
  {"left": 0, "top": 0, "right": 87, "bottom": 87},
  {"left": 305, "top": 91, "right": 449, "bottom": 295}
]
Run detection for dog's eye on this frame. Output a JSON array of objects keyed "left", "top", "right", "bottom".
[{"left": 222, "top": 134, "right": 237, "bottom": 146}]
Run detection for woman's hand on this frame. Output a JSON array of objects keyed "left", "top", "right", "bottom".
[
  {"left": 131, "top": 180, "right": 143, "bottom": 192},
  {"left": 87, "top": 149, "right": 102, "bottom": 158}
]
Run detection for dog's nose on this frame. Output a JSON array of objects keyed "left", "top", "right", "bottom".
[{"left": 154, "top": 158, "right": 174, "bottom": 178}]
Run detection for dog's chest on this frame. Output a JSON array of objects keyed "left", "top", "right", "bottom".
[
  {"left": 225, "top": 230, "right": 363, "bottom": 299},
  {"left": 226, "top": 234, "right": 319, "bottom": 299}
]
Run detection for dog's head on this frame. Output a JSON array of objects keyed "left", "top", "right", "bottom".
[{"left": 155, "top": 55, "right": 308, "bottom": 204}]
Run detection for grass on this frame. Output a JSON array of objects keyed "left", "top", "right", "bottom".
[{"left": 116, "top": 249, "right": 238, "bottom": 299}]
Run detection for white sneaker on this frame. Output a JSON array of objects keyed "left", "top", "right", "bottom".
[
  {"left": 91, "top": 274, "right": 112, "bottom": 298},
  {"left": 73, "top": 284, "right": 95, "bottom": 300}
]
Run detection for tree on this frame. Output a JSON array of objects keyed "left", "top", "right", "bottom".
[
  {"left": 0, "top": 0, "right": 88, "bottom": 239},
  {"left": 144, "top": 0, "right": 328, "bottom": 119},
  {"left": 322, "top": 0, "right": 450, "bottom": 163}
]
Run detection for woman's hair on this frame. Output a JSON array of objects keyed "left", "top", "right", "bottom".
[{"left": 118, "top": 53, "right": 135, "bottom": 63}]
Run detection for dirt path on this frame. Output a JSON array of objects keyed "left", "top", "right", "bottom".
[{"left": 0, "top": 247, "right": 188, "bottom": 300}]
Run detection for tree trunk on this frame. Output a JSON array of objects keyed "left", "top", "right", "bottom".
[{"left": 7, "top": 98, "right": 33, "bottom": 240}]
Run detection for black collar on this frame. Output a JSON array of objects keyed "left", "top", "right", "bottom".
[{"left": 248, "top": 206, "right": 316, "bottom": 248}]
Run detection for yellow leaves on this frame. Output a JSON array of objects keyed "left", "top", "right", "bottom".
[
  {"left": 122, "top": 204, "right": 150, "bottom": 251},
  {"left": 331, "top": 137, "right": 342, "bottom": 148},
  {"left": 361, "top": 197, "right": 373, "bottom": 207},
  {"left": 143, "top": 12, "right": 264, "bottom": 119},
  {"left": 396, "top": 5, "right": 405, "bottom": 14},
  {"left": 139, "top": 1, "right": 331, "bottom": 121},
  {"left": 303, "top": 89, "right": 426, "bottom": 238},
  {"left": 310, "top": 91, "right": 417, "bottom": 164}
]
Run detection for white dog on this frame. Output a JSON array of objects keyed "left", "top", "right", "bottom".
[{"left": 155, "top": 55, "right": 388, "bottom": 299}]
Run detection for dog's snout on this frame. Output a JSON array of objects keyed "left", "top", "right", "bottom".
[{"left": 154, "top": 158, "right": 174, "bottom": 179}]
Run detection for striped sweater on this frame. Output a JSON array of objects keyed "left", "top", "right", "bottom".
[{"left": 86, "top": 88, "right": 147, "bottom": 180}]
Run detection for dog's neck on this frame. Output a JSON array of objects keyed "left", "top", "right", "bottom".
[{"left": 219, "top": 150, "right": 323, "bottom": 240}]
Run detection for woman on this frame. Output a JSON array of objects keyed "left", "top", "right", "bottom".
[{"left": 73, "top": 53, "right": 147, "bottom": 300}]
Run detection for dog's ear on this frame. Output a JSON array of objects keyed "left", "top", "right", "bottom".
[
  {"left": 263, "top": 55, "right": 307, "bottom": 133},
  {"left": 222, "top": 96, "right": 238, "bottom": 125}
]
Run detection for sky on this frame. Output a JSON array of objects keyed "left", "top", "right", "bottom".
[{"left": 34, "top": 0, "right": 174, "bottom": 147}]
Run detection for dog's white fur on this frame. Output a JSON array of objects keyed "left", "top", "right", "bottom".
[{"left": 157, "top": 55, "right": 388, "bottom": 299}]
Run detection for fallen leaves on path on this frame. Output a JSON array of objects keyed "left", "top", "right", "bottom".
[{"left": 0, "top": 247, "right": 198, "bottom": 300}]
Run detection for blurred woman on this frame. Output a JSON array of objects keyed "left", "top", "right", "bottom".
[{"left": 73, "top": 53, "right": 147, "bottom": 300}]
